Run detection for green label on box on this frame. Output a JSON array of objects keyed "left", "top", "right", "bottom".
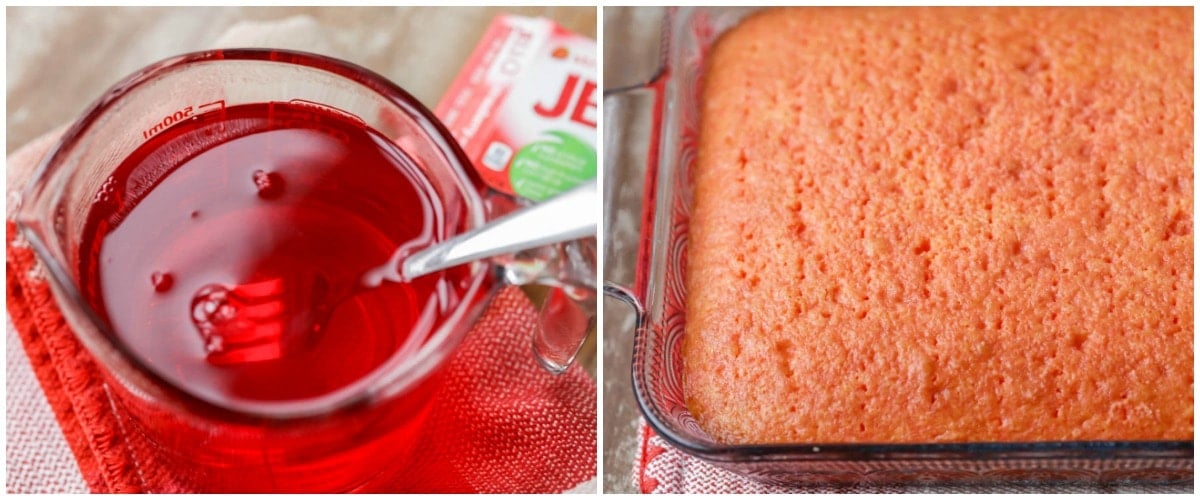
[{"left": 509, "top": 130, "right": 596, "bottom": 202}]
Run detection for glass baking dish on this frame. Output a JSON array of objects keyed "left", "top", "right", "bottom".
[{"left": 604, "top": 6, "right": 1193, "bottom": 486}]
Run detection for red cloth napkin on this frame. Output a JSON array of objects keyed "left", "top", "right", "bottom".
[
  {"left": 5, "top": 135, "right": 596, "bottom": 494},
  {"left": 635, "top": 423, "right": 803, "bottom": 494}
]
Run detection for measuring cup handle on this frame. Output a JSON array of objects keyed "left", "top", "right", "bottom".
[{"left": 493, "top": 237, "right": 597, "bottom": 374}]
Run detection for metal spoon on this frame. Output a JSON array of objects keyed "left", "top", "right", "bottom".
[{"left": 364, "top": 179, "right": 597, "bottom": 285}]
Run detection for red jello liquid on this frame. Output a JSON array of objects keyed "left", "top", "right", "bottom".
[{"left": 76, "top": 101, "right": 479, "bottom": 491}]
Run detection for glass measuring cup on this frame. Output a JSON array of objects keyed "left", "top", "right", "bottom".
[{"left": 14, "top": 49, "right": 595, "bottom": 492}]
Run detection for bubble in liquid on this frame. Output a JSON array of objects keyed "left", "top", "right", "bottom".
[
  {"left": 150, "top": 271, "right": 173, "bottom": 292},
  {"left": 190, "top": 281, "right": 285, "bottom": 364},
  {"left": 253, "top": 170, "right": 284, "bottom": 199},
  {"left": 191, "top": 284, "right": 237, "bottom": 352},
  {"left": 53, "top": 206, "right": 66, "bottom": 232},
  {"left": 94, "top": 176, "right": 118, "bottom": 203}
]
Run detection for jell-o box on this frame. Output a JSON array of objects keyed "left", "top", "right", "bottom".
[{"left": 436, "top": 15, "right": 597, "bottom": 202}]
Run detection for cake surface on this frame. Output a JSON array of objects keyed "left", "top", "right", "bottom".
[{"left": 684, "top": 7, "right": 1193, "bottom": 444}]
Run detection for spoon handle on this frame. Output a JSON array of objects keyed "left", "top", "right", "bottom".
[{"left": 402, "top": 179, "right": 598, "bottom": 280}]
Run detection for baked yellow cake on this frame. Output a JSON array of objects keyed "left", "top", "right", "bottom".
[{"left": 684, "top": 7, "right": 1193, "bottom": 444}]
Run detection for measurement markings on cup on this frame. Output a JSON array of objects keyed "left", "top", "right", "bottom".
[{"left": 142, "top": 100, "right": 226, "bottom": 140}]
